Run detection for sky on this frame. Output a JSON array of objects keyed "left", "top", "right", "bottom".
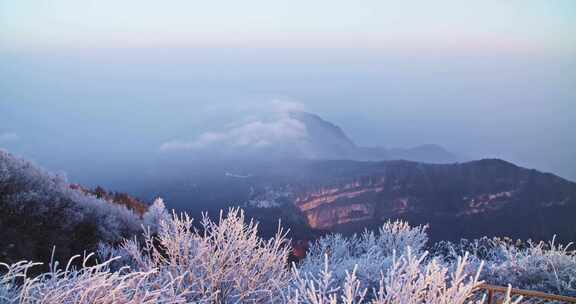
[
  {"left": 1, "top": 1, "right": 575, "bottom": 52},
  {"left": 1, "top": 1, "right": 575, "bottom": 183}
]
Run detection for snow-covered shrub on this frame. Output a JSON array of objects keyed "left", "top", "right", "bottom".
[
  {"left": 101, "top": 207, "right": 292, "bottom": 303},
  {"left": 482, "top": 237, "right": 576, "bottom": 296},
  {"left": 0, "top": 261, "right": 41, "bottom": 304},
  {"left": 432, "top": 237, "right": 497, "bottom": 284},
  {"left": 290, "top": 249, "right": 490, "bottom": 304},
  {"left": 436, "top": 236, "right": 576, "bottom": 297},
  {"left": 2, "top": 206, "right": 542, "bottom": 304},
  {"left": 299, "top": 233, "right": 390, "bottom": 292},
  {"left": 375, "top": 250, "right": 483, "bottom": 304},
  {"left": 1, "top": 254, "right": 188, "bottom": 304},
  {"left": 290, "top": 257, "right": 367, "bottom": 304},
  {"left": 298, "top": 220, "right": 428, "bottom": 291},
  {"left": 360, "top": 220, "right": 428, "bottom": 257},
  {"left": 3, "top": 208, "right": 291, "bottom": 303},
  {"left": 21, "top": 254, "right": 159, "bottom": 303}
]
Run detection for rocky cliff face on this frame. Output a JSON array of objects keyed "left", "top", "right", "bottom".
[
  {"left": 295, "top": 180, "right": 384, "bottom": 229},
  {"left": 281, "top": 159, "right": 576, "bottom": 241}
]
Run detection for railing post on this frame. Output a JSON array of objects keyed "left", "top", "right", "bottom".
[
  {"left": 487, "top": 289, "right": 494, "bottom": 304},
  {"left": 477, "top": 283, "right": 576, "bottom": 303}
]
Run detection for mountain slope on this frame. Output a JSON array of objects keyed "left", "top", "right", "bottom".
[
  {"left": 137, "top": 155, "right": 576, "bottom": 242},
  {"left": 247, "top": 159, "right": 576, "bottom": 242},
  {"left": 287, "top": 111, "right": 357, "bottom": 159},
  {"left": 288, "top": 111, "right": 458, "bottom": 162},
  {"left": 0, "top": 150, "right": 155, "bottom": 265}
]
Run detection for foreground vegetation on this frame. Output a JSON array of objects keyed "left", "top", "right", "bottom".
[{"left": 1, "top": 205, "right": 574, "bottom": 303}]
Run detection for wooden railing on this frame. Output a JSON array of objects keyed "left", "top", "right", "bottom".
[{"left": 476, "top": 283, "right": 576, "bottom": 303}]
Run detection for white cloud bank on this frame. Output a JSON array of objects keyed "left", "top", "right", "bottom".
[
  {"left": 160, "top": 100, "right": 309, "bottom": 153},
  {"left": 161, "top": 117, "right": 307, "bottom": 151}
]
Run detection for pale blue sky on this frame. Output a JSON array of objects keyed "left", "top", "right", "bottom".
[
  {"left": 1, "top": 1, "right": 575, "bottom": 52},
  {"left": 1, "top": 1, "right": 575, "bottom": 184}
]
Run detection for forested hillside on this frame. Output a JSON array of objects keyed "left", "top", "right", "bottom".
[{"left": 0, "top": 150, "right": 164, "bottom": 265}]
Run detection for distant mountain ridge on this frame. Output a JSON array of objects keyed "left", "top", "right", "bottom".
[
  {"left": 160, "top": 111, "right": 458, "bottom": 163},
  {"left": 242, "top": 158, "right": 576, "bottom": 242},
  {"left": 287, "top": 111, "right": 458, "bottom": 163},
  {"left": 138, "top": 153, "right": 576, "bottom": 242}
]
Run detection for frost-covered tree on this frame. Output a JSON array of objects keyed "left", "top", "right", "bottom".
[
  {"left": 142, "top": 197, "right": 169, "bottom": 233},
  {"left": 0, "top": 150, "right": 144, "bottom": 264}
]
